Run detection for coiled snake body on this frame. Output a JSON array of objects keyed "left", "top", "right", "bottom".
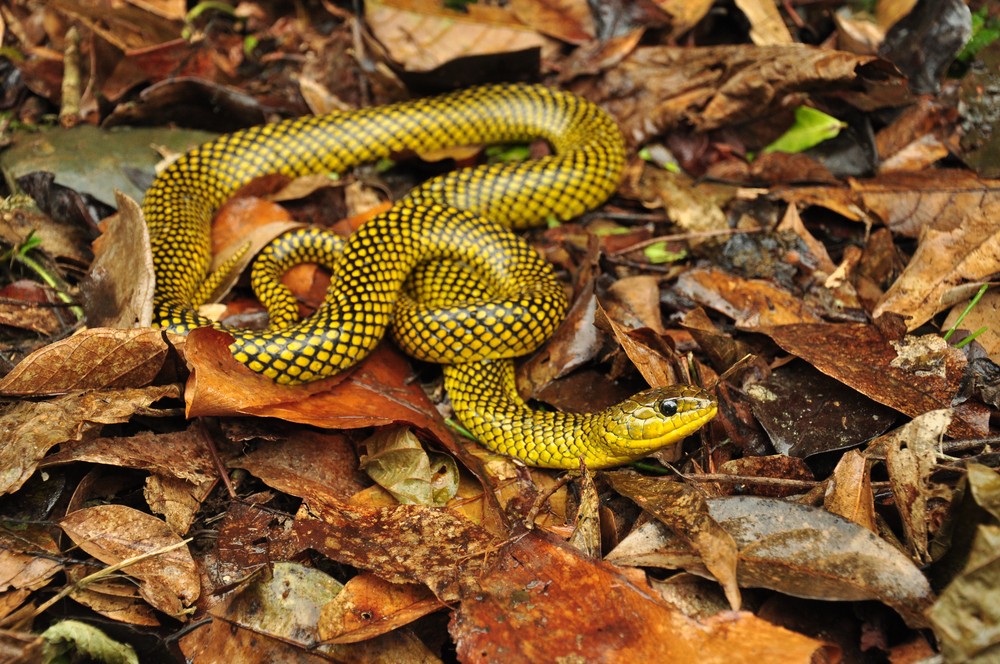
[{"left": 144, "top": 84, "right": 717, "bottom": 468}]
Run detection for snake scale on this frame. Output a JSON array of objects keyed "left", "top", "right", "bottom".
[{"left": 143, "top": 84, "right": 717, "bottom": 468}]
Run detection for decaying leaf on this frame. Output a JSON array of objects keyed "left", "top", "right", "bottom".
[
  {"left": 60, "top": 505, "right": 199, "bottom": 618},
  {"left": 590, "top": 44, "right": 900, "bottom": 145},
  {"left": 453, "top": 532, "right": 832, "bottom": 662},
  {"left": 881, "top": 409, "right": 953, "bottom": 564},
  {"left": 0, "top": 328, "right": 168, "bottom": 395},
  {"left": 202, "top": 562, "right": 436, "bottom": 661},
  {"left": 318, "top": 572, "right": 444, "bottom": 645},
  {"left": 824, "top": 450, "right": 878, "bottom": 532},
  {"left": 294, "top": 494, "right": 500, "bottom": 600},
  {"left": 765, "top": 324, "right": 985, "bottom": 439},
  {"left": 0, "top": 385, "right": 180, "bottom": 496},
  {"left": 359, "top": 427, "right": 459, "bottom": 506},
  {"left": 871, "top": 176, "right": 1000, "bottom": 329},
  {"left": 928, "top": 464, "right": 1000, "bottom": 662},
  {"left": 80, "top": 194, "right": 155, "bottom": 329}
]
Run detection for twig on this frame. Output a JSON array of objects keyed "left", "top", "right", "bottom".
[
  {"left": 8, "top": 538, "right": 193, "bottom": 626},
  {"left": 59, "top": 27, "right": 81, "bottom": 127}
]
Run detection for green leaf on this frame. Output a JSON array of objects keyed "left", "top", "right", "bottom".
[
  {"left": 958, "top": 7, "right": 1000, "bottom": 63},
  {"left": 360, "top": 427, "right": 459, "bottom": 505},
  {"left": 42, "top": 620, "right": 139, "bottom": 664},
  {"left": 643, "top": 242, "right": 687, "bottom": 264},
  {"left": 762, "top": 106, "right": 846, "bottom": 155}
]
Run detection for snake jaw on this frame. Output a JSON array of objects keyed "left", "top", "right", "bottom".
[{"left": 594, "top": 386, "right": 718, "bottom": 464}]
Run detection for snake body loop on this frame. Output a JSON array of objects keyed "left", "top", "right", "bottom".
[{"left": 144, "top": 84, "right": 717, "bottom": 468}]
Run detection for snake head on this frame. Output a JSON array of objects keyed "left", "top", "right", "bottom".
[{"left": 593, "top": 384, "right": 717, "bottom": 466}]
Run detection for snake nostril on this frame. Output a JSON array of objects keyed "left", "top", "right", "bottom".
[{"left": 657, "top": 399, "right": 678, "bottom": 417}]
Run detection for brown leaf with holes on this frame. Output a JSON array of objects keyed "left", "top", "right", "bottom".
[
  {"left": 453, "top": 531, "right": 832, "bottom": 662},
  {"left": 0, "top": 384, "right": 179, "bottom": 495},
  {"left": 294, "top": 493, "right": 499, "bottom": 601},
  {"left": 183, "top": 327, "right": 453, "bottom": 443},
  {"left": 0, "top": 328, "right": 168, "bottom": 395},
  {"left": 60, "top": 505, "right": 199, "bottom": 618},
  {"left": 882, "top": 409, "right": 955, "bottom": 564},
  {"left": 318, "top": 573, "right": 444, "bottom": 644}
]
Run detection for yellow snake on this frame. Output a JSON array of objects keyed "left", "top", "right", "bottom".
[{"left": 144, "top": 84, "right": 717, "bottom": 468}]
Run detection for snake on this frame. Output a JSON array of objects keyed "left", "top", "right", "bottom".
[{"left": 143, "top": 83, "right": 717, "bottom": 469}]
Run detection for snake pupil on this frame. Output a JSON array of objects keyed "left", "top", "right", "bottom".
[{"left": 658, "top": 399, "right": 679, "bottom": 417}]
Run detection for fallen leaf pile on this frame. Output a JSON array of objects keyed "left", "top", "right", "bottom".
[{"left": 0, "top": 0, "right": 998, "bottom": 661}]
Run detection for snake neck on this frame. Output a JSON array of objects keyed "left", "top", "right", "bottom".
[{"left": 443, "top": 360, "right": 620, "bottom": 469}]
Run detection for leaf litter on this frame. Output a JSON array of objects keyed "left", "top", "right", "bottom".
[{"left": 0, "top": 0, "right": 998, "bottom": 662}]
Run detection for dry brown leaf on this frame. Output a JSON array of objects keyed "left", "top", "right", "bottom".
[
  {"left": 649, "top": 0, "right": 714, "bottom": 38},
  {"left": 80, "top": 193, "right": 155, "bottom": 329},
  {"left": 453, "top": 531, "right": 832, "bottom": 662},
  {"left": 718, "top": 455, "right": 816, "bottom": 498},
  {"left": 0, "top": 328, "right": 168, "bottom": 395},
  {"left": 824, "top": 449, "right": 878, "bottom": 532},
  {"left": 509, "top": 0, "right": 594, "bottom": 44},
  {"left": 604, "top": 275, "right": 667, "bottom": 335},
  {"left": 184, "top": 328, "right": 453, "bottom": 444},
  {"left": 0, "top": 528, "right": 62, "bottom": 592},
  {"left": 366, "top": 0, "right": 551, "bottom": 72},
  {"left": 734, "top": 0, "right": 794, "bottom": 44},
  {"left": 40, "top": 424, "right": 218, "bottom": 535},
  {"left": 122, "top": 0, "right": 185, "bottom": 22},
  {"left": 42, "top": 425, "right": 216, "bottom": 488},
  {"left": 0, "top": 384, "right": 180, "bottom": 496},
  {"left": 590, "top": 45, "right": 893, "bottom": 146},
  {"left": 0, "top": 281, "right": 66, "bottom": 335},
  {"left": 191, "top": 562, "right": 436, "bottom": 662},
  {"left": 60, "top": 504, "right": 199, "bottom": 618},
  {"left": 50, "top": 0, "right": 182, "bottom": 50},
  {"left": 318, "top": 573, "right": 444, "bottom": 644},
  {"left": 871, "top": 179, "right": 1000, "bottom": 329},
  {"left": 606, "top": 471, "right": 741, "bottom": 610},
  {"left": 883, "top": 409, "right": 954, "bottom": 564},
  {"left": 599, "top": 302, "right": 682, "bottom": 389},
  {"left": 63, "top": 575, "right": 161, "bottom": 626},
  {"left": 942, "top": 288, "right": 1000, "bottom": 363},
  {"left": 518, "top": 281, "right": 603, "bottom": 397},
  {"left": 232, "top": 429, "right": 368, "bottom": 506},
  {"left": 675, "top": 267, "right": 824, "bottom": 328}
]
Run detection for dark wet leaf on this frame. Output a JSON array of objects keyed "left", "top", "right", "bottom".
[{"left": 745, "top": 364, "right": 897, "bottom": 457}]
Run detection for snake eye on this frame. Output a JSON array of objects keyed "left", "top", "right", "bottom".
[{"left": 657, "top": 399, "right": 678, "bottom": 417}]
